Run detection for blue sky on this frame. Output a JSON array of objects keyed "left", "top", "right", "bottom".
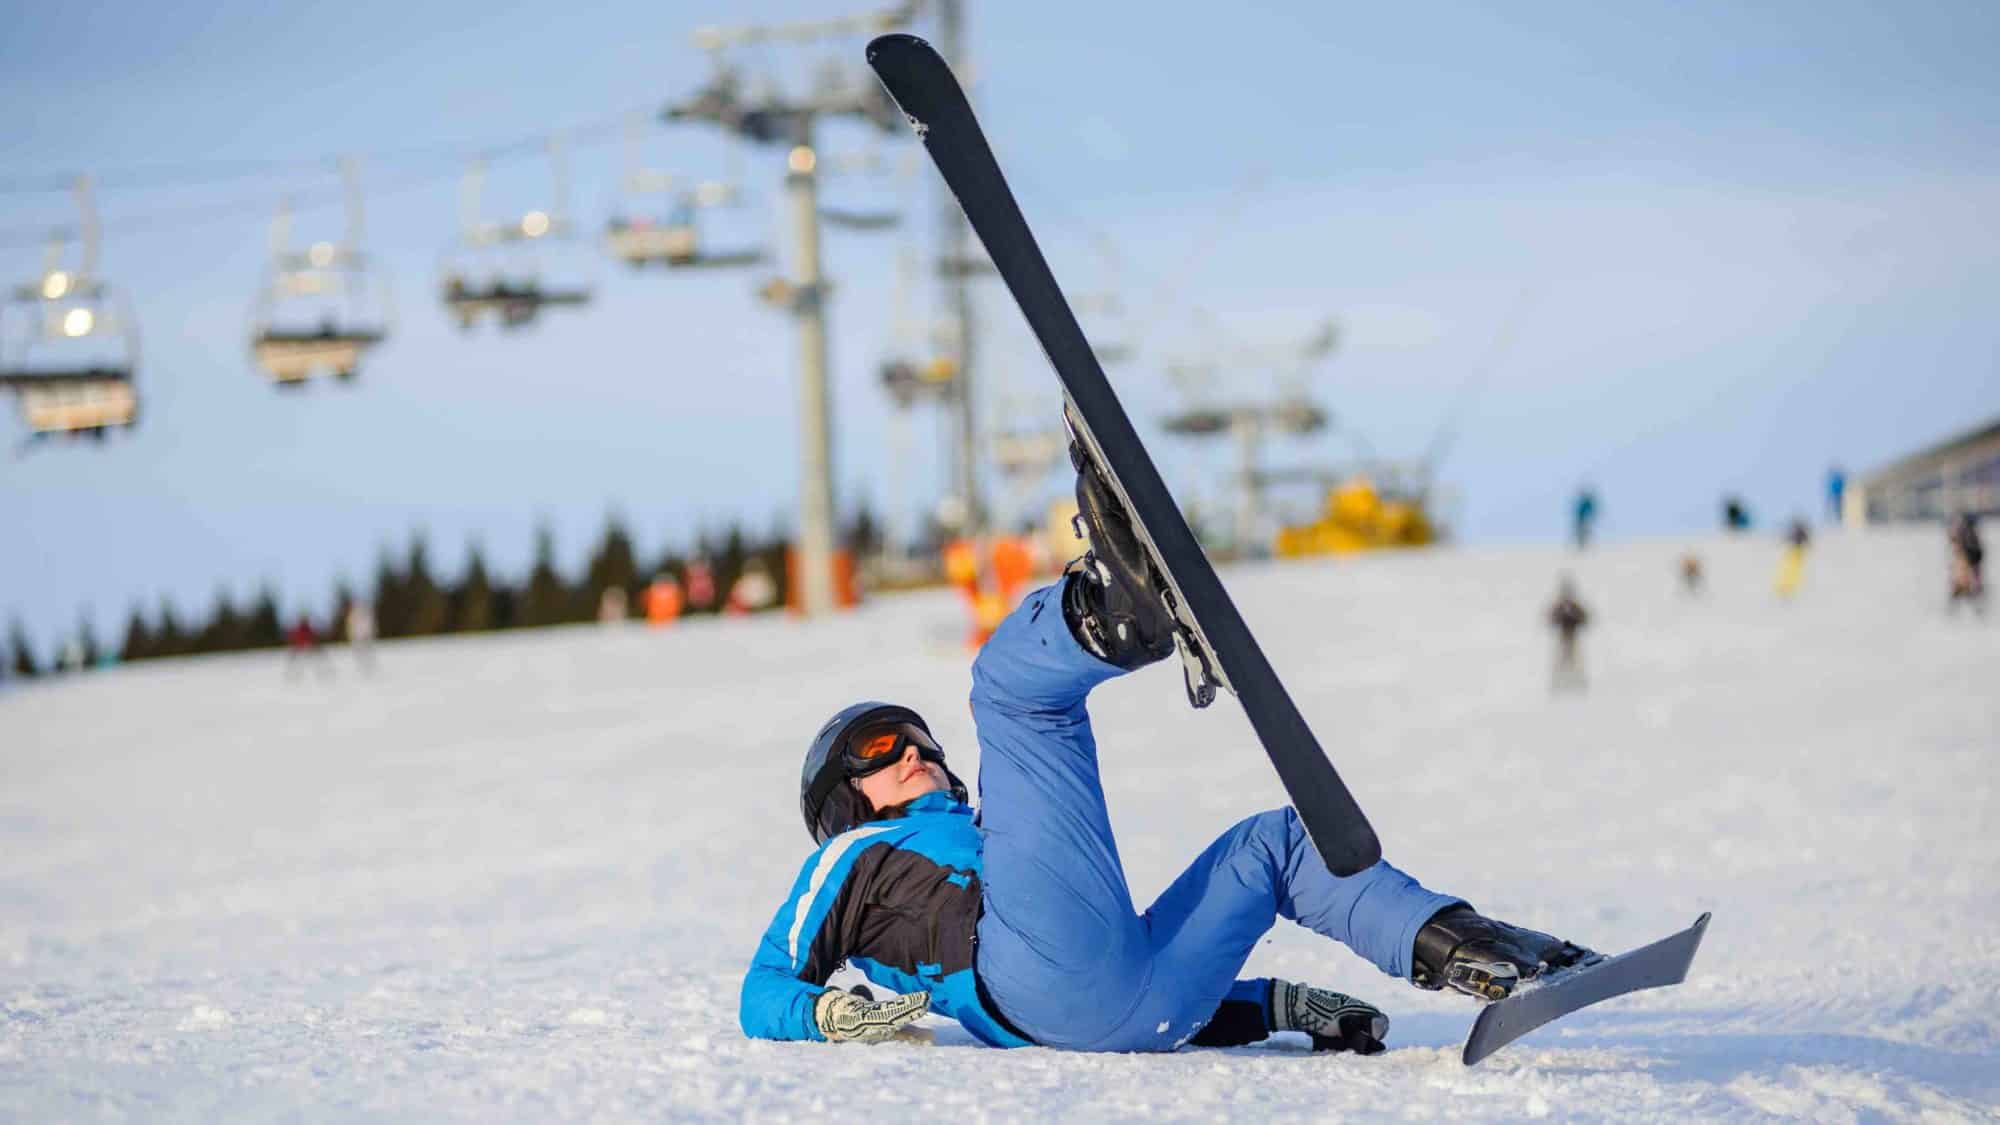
[{"left": 4, "top": 0, "right": 1998, "bottom": 655}]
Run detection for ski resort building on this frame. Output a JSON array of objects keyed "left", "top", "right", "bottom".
[{"left": 1844, "top": 416, "right": 2000, "bottom": 526}]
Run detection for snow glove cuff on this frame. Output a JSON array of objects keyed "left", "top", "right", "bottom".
[
  {"left": 1270, "top": 980, "right": 1390, "bottom": 1055},
  {"left": 813, "top": 987, "right": 930, "bottom": 1043}
]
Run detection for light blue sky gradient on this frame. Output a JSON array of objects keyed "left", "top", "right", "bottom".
[{"left": 4, "top": 0, "right": 1997, "bottom": 654}]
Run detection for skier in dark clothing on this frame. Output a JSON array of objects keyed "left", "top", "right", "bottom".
[
  {"left": 1723, "top": 496, "right": 1752, "bottom": 533},
  {"left": 1547, "top": 576, "right": 1590, "bottom": 693},
  {"left": 742, "top": 459, "right": 1598, "bottom": 1051},
  {"left": 1948, "top": 514, "right": 1985, "bottom": 615}
]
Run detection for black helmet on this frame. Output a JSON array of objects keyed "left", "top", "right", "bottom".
[{"left": 800, "top": 701, "right": 969, "bottom": 845}]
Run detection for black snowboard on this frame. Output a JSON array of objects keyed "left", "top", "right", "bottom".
[
  {"left": 867, "top": 33, "right": 1381, "bottom": 875},
  {"left": 1462, "top": 912, "right": 1712, "bottom": 1065}
]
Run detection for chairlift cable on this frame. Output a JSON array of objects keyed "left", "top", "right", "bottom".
[
  {"left": 0, "top": 105, "right": 651, "bottom": 249},
  {"left": 1420, "top": 284, "right": 1535, "bottom": 481},
  {"left": 0, "top": 157, "right": 340, "bottom": 196}
]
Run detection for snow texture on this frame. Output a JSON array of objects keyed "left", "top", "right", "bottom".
[{"left": 3, "top": 529, "right": 1995, "bottom": 1121}]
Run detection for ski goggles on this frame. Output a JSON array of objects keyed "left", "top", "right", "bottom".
[{"left": 842, "top": 721, "right": 947, "bottom": 778}]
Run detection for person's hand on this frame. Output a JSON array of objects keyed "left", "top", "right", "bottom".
[
  {"left": 813, "top": 987, "right": 930, "bottom": 1043},
  {"left": 1271, "top": 981, "right": 1390, "bottom": 1054}
]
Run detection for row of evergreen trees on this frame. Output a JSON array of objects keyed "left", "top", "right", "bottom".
[{"left": 1, "top": 511, "right": 862, "bottom": 679}]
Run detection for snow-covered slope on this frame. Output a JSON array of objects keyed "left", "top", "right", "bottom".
[{"left": 4, "top": 529, "right": 1995, "bottom": 1121}]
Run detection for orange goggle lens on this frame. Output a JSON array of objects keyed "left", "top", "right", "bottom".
[{"left": 856, "top": 732, "right": 902, "bottom": 760}]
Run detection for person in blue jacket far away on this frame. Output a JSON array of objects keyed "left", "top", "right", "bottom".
[{"left": 741, "top": 454, "right": 1600, "bottom": 1053}]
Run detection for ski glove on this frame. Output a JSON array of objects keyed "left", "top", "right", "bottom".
[
  {"left": 813, "top": 987, "right": 930, "bottom": 1044},
  {"left": 1271, "top": 980, "right": 1390, "bottom": 1055}
]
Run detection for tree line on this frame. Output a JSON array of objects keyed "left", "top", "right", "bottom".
[{"left": 1, "top": 508, "right": 882, "bottom": 680}]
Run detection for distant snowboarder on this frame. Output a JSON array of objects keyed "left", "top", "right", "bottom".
[
  {"left": 742, "top": 457, "right": 1598, "bottom": 1053},
  {"left": 1947, "top": 513, "right": 1985, "bottom": 615},
  {"left": 1826, "top": 465, "right": 1847, "bottom": 524},
  {"left": 1572, "top": 487, "right": 1598, "bottom": 551},
  {"left": 1546, "top": 575, "right": 1591, "bottom": 693}
]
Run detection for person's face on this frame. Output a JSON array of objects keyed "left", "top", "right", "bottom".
[{"left": 852, "top": 741, "right": 948, "bottom": 812}]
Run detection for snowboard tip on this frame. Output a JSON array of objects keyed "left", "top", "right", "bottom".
[
  {"left": 1457, "top": 909, "right": 1714, "bottom": 1066},
  {"left": 865, "top": 32, "right": 932, "bottom": 65}
]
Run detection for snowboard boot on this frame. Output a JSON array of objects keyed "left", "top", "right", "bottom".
[
  {"left": 1063, "top": 443, "right": 1177, "bottom": 670},
  {"left": 1411, "top": 904, "right": 1600, "bottom": 1002}
]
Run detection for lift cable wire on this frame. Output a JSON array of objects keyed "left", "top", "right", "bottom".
[{"left": 0, "top": 103, "right": 656, "bottom": 250}]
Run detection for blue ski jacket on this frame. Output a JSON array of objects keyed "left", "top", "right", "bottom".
[{"left": 738, "top": 789, "right": 1030, "bottom": 1047}]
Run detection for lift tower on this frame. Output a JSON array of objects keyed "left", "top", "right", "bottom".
[{"left": 667, "top": 3, "right": 913, "bottom": 616}]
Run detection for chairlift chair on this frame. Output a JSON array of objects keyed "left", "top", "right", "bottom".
[
  {"left": 818, "top": 207, "right": 899, "bottom": 232},
  {"left": 606, "top": 198, "right": 766, "bottom": 270},
  {"left": 1273, "top": 398, "right": 1330, "bottom": 435},
  {"left": 439, "top": 147, "right": 594, "bottom": 331},
  {"left": 15, "top": 376, "right": 139, "bottom": 438},
  {"left": 250, "top": 166, "right": 392, "bottom": 386},
  {"left": 990, "top": 427, "right": 1066, "bottom": 480},
  {"left": 818, "top": 143, "right": 911, "bottom": 232},
  {"left": 876, "top": 241, "right": 955, "bottom": 409},
  {"left": 0, "top": 179, "right": 142, "bottom": 441},
  {"left": 605, "top": 120, "right": 765, "bottom": 270},
  {"left": 878, "top": 353, "right": 956, "bottom": 408}
]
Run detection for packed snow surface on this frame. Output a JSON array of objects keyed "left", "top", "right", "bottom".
[{"left": 3, "top": 530, "right": 1995, "bottom": 1121}]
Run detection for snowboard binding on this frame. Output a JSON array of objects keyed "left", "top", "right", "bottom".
[
  {"left": 1412, "top": 905, "right": 1601, "bottom": 1002},
  {"left": 1066, "top": 441, "right": 1176, "bottom": 671},
  {"left": 1064, "top": 417, "right": 1221, "bottom": 705}
]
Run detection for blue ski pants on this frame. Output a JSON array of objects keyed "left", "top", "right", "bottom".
[{"left": 971, "top": 582, "right": 1460, "bottom": 1051}]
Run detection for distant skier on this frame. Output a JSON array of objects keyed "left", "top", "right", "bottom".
[
  {"left": 684, "top": 558, "right": 718, "bottom": 613},
  {"left": 344, "top": 600, "right": 377, "bottom": 674},
  {"left": 742, "top": 457, "right": 1598, "bottom": 1052},
  {"left": 1947, "top": 513, "right": 1985, "bottom": 615},
  {"left": 1571, "top": 487, "right": 1598, "bottom": 551},
  {"left": 1723, "top": 495, "right": 1753, "bottom": 534},
  {"left": 285, "top": 614, "right": 332, "bottom": 680},
  {"left": 1775, "top": 519, "right": 1811, "bottom": 599},
  {"left": 728, "top": 560, "right": 778, "bottom": 615},
  {"left": 1678, "top": 552, "right": 1704, "bottom": 597},
  {"left": 1826, "top": 465, "right": 1846, "bottom": 524},
  {"left": 643, "top": 572, "right": 684, "bottom": 627},
  {"left": 1546, "top": 575, "right": 1591, "bottom": 693}
]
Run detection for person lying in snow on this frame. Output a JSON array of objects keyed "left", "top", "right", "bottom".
[{"left": 740, "top": 458, "right": 1597, "bottom": 1052}]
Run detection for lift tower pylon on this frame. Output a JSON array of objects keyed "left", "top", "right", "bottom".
[{"left": 666, "top": 2, "right": 914, "bottom": 617}]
